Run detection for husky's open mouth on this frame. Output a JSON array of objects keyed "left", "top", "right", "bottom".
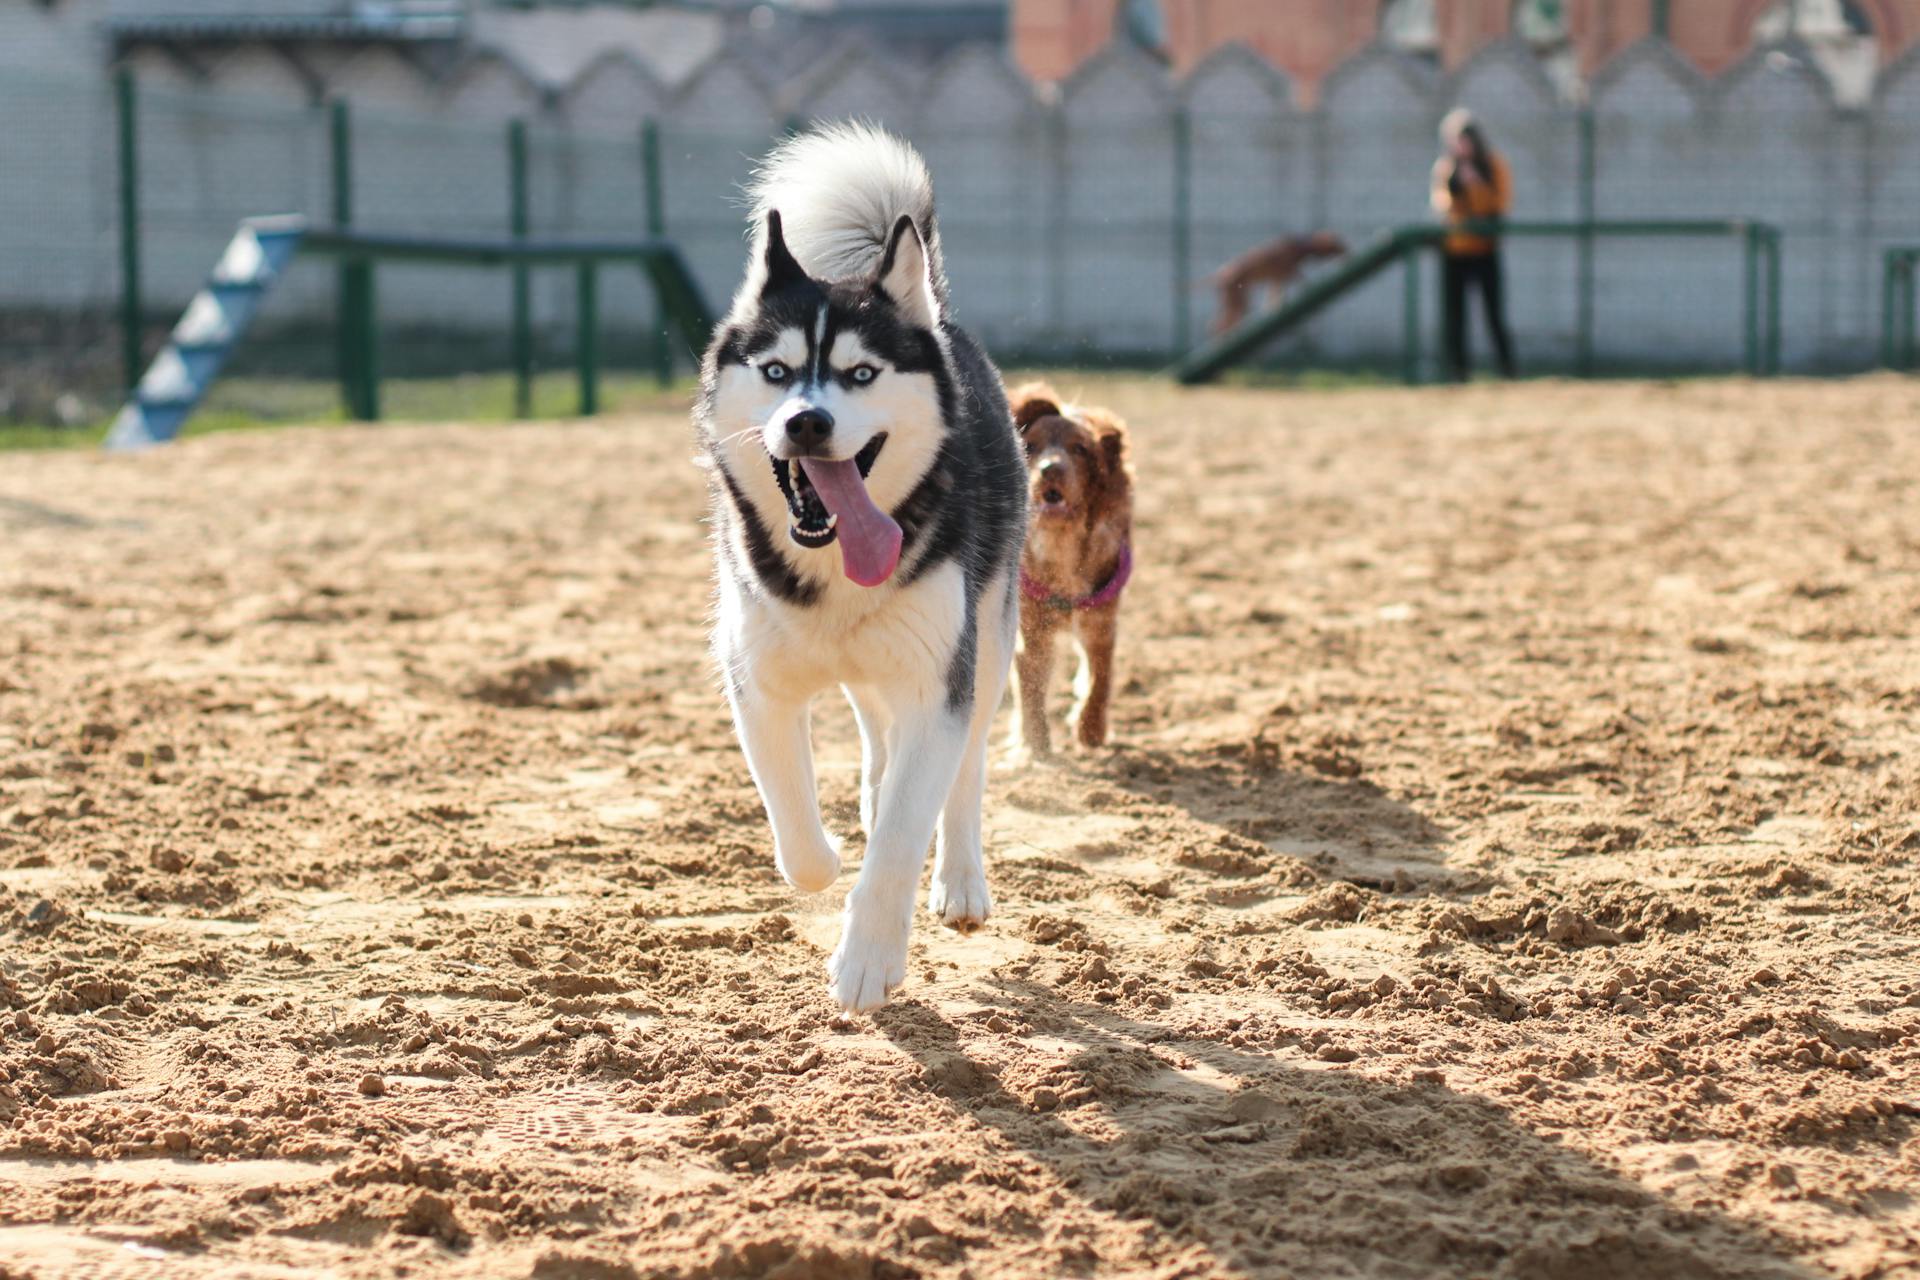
[{"left": 772, "top": 433, "right": 887, "bottom": 549}]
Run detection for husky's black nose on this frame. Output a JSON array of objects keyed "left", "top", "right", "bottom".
[{"left": 785, "top": 407, "right": 834, "bottom": 453}]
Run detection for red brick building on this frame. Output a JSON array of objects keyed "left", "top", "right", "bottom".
[{"left": 1014, "top": 0, "right": 1920, "bottom": 97}]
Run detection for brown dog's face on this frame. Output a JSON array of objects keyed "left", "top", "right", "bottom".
[
  {"left": 1022, "top": 414, "right": 1104, "bottom": 522},
  {"left": 1008, "top": 385, "right": 1127, "bottom": 526}
]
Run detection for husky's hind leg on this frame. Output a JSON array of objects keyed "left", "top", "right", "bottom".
[
  {"left": 844, "top": 684, "right": 891, "bottom": 841},
  {"left": 932, "top": 574, "right": 1013, "bottom": 930},
  {"left": 928, "top": 689, "right": 998, "bottom": 932}
]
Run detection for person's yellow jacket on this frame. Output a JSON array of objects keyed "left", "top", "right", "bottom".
[{"left": 1431, "top": 152, "right": 1512, "bottom": 257}]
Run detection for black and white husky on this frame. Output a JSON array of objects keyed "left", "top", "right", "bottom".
[{"left": 695, "top": 124, "right": 1027, "bottom": 1013}]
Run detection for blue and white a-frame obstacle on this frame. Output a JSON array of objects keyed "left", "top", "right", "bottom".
[{"left": 105, "top": 216, "right": 307, "bottom": 451}]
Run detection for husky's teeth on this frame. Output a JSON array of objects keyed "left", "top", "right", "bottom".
[{"left": 824, "top": 512, "right": 838, "bottom": 529}]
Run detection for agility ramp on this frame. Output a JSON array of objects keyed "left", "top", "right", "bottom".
[
  {"left": 106, "top": 216, "right": 716, "bottom": 450},
  {"left": 1174, "top": 230, "right": 1417, "bottom": 386},
  {"left": 1175, "top": 220, "right": 1783, "bottom": 386},
  {"left": 106, "top": 217, "right": 306, "bottom": 450}
]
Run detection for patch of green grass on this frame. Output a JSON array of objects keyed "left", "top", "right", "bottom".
[
  {"left": 0, "top": 422, "right": 109, "bottom": 450},
  {"left": 362, "top": 372, "right": 698, "bottom": 421},
  {"left": 0, "top": 407, "right": 318, "bottom": 452},
  {"left": 0, "top": 371, "right": 704, "bottom": 451},
  {"left": 21, "top": 361, "right": 1671, "bottom": 453}
]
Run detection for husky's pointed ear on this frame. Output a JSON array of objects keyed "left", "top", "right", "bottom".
[
  {"left": 876, "top": 215, "right": 937, "bottom": 328},
  {"left": 761, "top": 210, "right": 807, "bottom": 293}
]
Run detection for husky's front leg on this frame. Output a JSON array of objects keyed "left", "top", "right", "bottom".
[
  {"left": 828, "top": 701, "right": 970, "bottom": 1011},
  {"left": 727, "top": 685, "right": 840, "bottom": 893}
]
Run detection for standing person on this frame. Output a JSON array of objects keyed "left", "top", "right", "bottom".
[{"left": 1431, "top": 108, "right": 1516, "bottom": 381}]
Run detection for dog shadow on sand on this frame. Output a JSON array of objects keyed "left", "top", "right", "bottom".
[
  {"left": 998, "top": 736, "right": 1469, "bottom": 900},
  {"left": 873, "top": 983, "right": 1812, "bottom": 1280}
]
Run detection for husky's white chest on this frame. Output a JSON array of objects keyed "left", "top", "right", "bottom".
[{"left": 718, "top": 559, "right": 966, "bottom": 703}]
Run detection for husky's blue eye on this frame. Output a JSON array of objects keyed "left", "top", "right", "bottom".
[
  {"left": 761, "top": 361, "right": 790, "bottom": 383},
  {"left": 848, "top": 365, "right": 878, "bottom": 386}
]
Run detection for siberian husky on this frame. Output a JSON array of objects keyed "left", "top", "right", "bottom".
[{"left": 695, "top": 124, "right": 1027, "bottom": 1013}]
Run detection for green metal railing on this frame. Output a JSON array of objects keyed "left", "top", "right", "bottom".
[
  {"left": 115, "top": 88, "right": 703, "bottom": 414},
  {"left": 302, "top": 228, "right": 715, "bottom": 421},
  {"left": 1882, "top": 247, "right": 1919, "bottom": 371},
  {"left": 1176, "top": 219, "right": 1784, "bottom": 386}
]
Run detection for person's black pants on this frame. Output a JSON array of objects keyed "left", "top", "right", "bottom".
[{"left": 1442, "top": 250, "right": 1515, "bottom": 381}]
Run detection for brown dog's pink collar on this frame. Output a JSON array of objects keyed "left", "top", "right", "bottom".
[{"left": 1020, "top": 542, "right": 1132, "bottom": 612}]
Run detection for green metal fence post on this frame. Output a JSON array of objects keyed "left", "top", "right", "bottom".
[
  {"left": 641, "top": 118, "right": 672, "bottom": 387},
  {"left": 1576, "top": 106, "right": 1596, "bottom": 376},
  {"left": 509, "top": 119, "right": 533, "bottom": 418},
  {"left": 1401, "top": 240, "right": 1421, "bottom": 385},
  {"left": 1884, "top": 252, "right": 1898, "bottom": 369},
  {"left": 330, "top": 99, "right": 371, "bottom": 421},
  {"left": 1438, "top": 244, "right": 1460, "bottom": 382},
  {"left": 116, "top": 67, "right": 143, "bottom": 395},
  {"left": 1899, "top": 259, "right": 1909, "bottom": 370},
  {"left": 1903, "top": 256, "right": 1916, "bottom": 371},
  {"left": 1765, "top": 229, "right": 1782, "bottom": 376},
  {"left": 1896, "top": 259, "right": 1912, "bottom": 370},
  {"left": 1900, "top": 256, "right": 1909, "bottom": 370},
  {"left": 1171, "top": 105, "right": 1192, "bottom": 357},
  {"left": 1742, "top": 224, "right": 1760, "bottom": 376},
  {"left": 357, "top": 264, "right": 380, "bottom": 421},
  {"left": 1897, "top": 256, "right": 1908, "bottom": 370},
  {"left": 1899, "top": 256, "right": 1915, "bottom": 371},
  {"left": 331, "top": 100, "right": 352, "bottom": 249},
  {"left": 1896, "top": 260, "right": 1912, "bottom": 370},
  {"left": 577, "top": 262, "right": 599, "bottom": 416}
]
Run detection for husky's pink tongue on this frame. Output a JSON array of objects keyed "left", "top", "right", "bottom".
[{"left": 799, "top": 457, "right": 902, "bottom": 587}]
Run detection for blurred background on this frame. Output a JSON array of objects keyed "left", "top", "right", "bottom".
[{"left": 3, "top": 0, "right": 1918, "bottom": 432}]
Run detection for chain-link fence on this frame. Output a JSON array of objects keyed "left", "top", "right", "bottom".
[{"left": 5, "top": 35, "right": 1918, "bottom": 428}]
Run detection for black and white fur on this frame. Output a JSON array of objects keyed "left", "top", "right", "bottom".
[{"left": 696, "top": 124, "right": 1027, "bottom": 1013}]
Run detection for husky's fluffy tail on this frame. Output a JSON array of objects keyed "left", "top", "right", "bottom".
[{"left": 746, "top": 122, "right": 947, "bottom": 304}]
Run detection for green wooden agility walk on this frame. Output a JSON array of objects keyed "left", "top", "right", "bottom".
[
  {"left": 110, "top": 82, "right": 711, "bottom": 444},
  {"left": 1175, "top": 219, "right": 1784, "bottom": 385},
  {"left": 307, "top": 225, "right": 715, "bottom": 423},
  {"left": 106, "top": 214, "right": 715, "bottom": 448}
]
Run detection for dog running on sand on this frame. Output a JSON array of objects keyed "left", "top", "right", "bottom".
[
  {"left": 1007, "top": 383, "right": 1134, "bottom": 757},
  {"left": 694, "top": 124, "right": 1027, "bottom": 1013}
]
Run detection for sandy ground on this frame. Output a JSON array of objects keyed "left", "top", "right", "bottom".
[{"left": 1, "top": 375, "right": 1917, "bottom": 1280}]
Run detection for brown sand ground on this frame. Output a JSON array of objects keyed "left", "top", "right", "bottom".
[{"left": 1, "top": 376, "right": 1917, "bottom": 1280}]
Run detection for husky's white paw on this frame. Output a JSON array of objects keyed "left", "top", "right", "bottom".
[
  {"left": 928, "top": 866, "right": 991, "bottom": 933},
  {"left": 776, "top": 834, "right": 840, "bottom": 894},
  {"left": 827, "top": 911, "right": 909, "bottom": 1013}
]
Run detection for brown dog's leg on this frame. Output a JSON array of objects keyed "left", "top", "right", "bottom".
[
  {"left": 1070, "top": 606, "right": 1117, "bottom": 750},
  {"left": 1015, "top": 609, "right": 1057, "bottom": 757},
  {"left": 1213, "top": 273, "right": 1249, "bottom": 336}
]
